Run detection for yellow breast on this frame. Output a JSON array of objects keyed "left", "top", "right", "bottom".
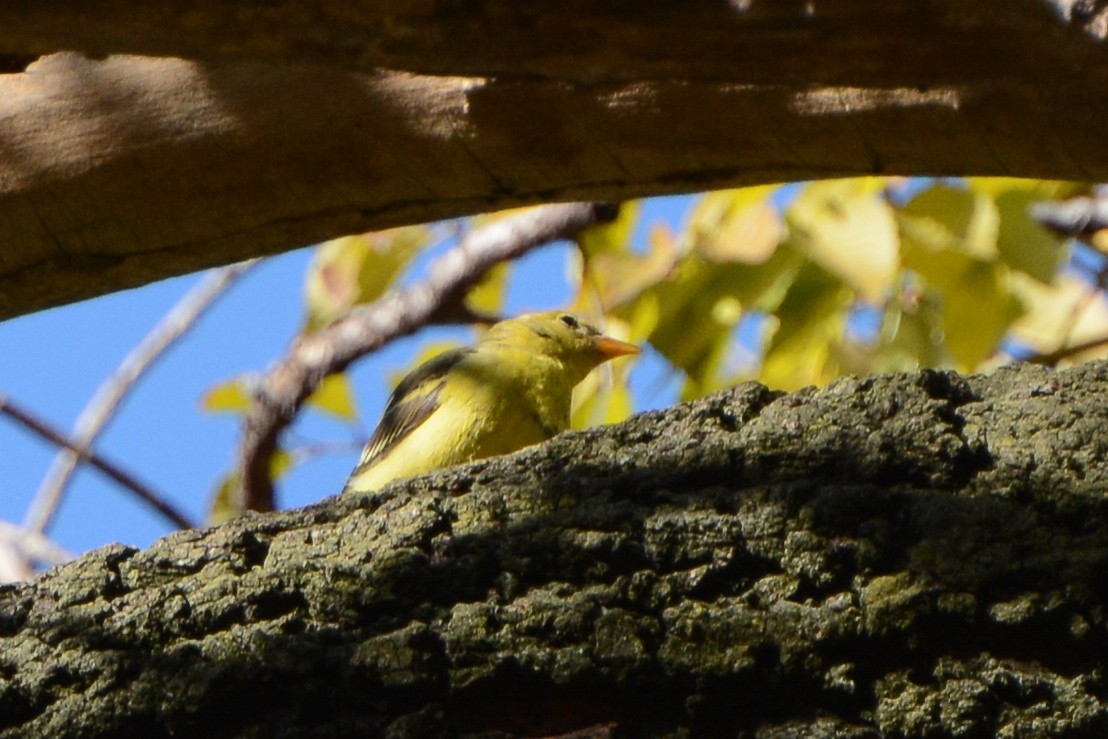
[{"left": 343, "top": 349, "right": 569, "bottom": 492}]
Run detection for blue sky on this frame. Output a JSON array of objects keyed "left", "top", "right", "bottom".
[{"left": 0, "top": 197, "right": 694, "bottom": 562}]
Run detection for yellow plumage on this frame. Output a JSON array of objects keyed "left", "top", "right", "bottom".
[{"left": 342, "top": 311, "right": 638, "bottom": 493}]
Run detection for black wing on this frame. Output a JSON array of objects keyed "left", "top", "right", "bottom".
[{"left": 351, "top": 347, "right": 475, "bottom": 473}]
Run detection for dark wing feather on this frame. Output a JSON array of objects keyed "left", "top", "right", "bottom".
[{"left": 352, "top": 347, "right": 474, "bottom": 473}]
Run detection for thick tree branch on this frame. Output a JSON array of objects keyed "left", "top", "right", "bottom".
[
  {"left": 1, "top": 1, "right": 1107, "bottom": 318},
  {"left": 2, "top": 361, "right": 1106, "bottom": 737},
  {"left": 236, "top": 202, "right": 617, "bottom": 513}
]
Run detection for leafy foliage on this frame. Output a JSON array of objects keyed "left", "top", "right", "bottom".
[
  {"left": 204, "top": 177, "right": 1108, "bottom": 518},
  {"left": 586, "top": 177, "right": 1103, "bottom": 393}
]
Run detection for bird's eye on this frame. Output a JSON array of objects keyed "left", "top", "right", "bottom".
[{"left": 558, "top": 314, "right": 579, "bottom": 329}]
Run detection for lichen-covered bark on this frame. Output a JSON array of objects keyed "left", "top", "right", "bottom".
[{"left": 2, "top": 361, "right": 1107, "bottom": 737}]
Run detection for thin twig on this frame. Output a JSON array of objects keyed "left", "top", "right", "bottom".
[
  {"left": 22, "top": 260, "right": 257, "bottom": 535},
  {"left": 1027, "top": 332, "right": 1108, "bottom": 366},
  {"left": 288, "top": 439, "right": 368, "bottom": 465},
  {"left": 0, "top": 394, "right": 196, "bottom": 530},
  {"left": 1031, "top": 196, "right": 1108, "bottom": 236},
  {"left": 236, "top": 202, "right": 619, "bottom": 513},
  {"left": 1057, "top": 264, "right": 1108, "bottom": 351}
]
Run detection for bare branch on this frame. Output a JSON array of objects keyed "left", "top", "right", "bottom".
[
  {"left": 1028, "top": 333, "right": 1108, "bottom": 366},
  {"left": 0, "top": 394, "right": 196, "bottom": 531},
  {"left": 0, "top": 522, "right": 72, "bottom": 583},
  {"left": 235, "top": 202, "right": 619, "bottom": 513},
  {"left": 0, "top": 550, "right": 33, "bottom": 584},
  {"left": 1031, "top": 196, "right": 1108, "bottom": 236},
  {"left": 22, "top": 261, "right": 256, "bottom": 536}
]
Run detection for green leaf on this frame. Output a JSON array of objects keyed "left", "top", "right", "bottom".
[
  {"left": 201, "top": 378, "right": 254, "bottom": 414},
  {"left": 305, "top": 373, "right": 359, "bottom": 422},
  {"left": 786, "top": 179, "right": 900, "bottom": 303}
]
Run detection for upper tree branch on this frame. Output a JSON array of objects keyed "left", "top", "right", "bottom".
[{"left": 1, "top": 1, "right": 1107, "bottom": 319}]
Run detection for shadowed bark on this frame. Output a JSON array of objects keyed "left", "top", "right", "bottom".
[
  {"left": 1, "top": 360, "right": 1106, "bottom": 737},
  {"left": 2, "top": 0, "right": 1108, "bottom": 318}
]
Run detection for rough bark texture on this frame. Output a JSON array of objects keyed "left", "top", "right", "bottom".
[
  {"left": 1, "top": 360, "right": 1106, "bottom": 737},
  {"left": 2, "top": 0, "right": 1108, "bottom": 318}
]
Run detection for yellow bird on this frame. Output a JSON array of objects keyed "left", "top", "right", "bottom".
[{"left": 343, "top": 311, "right": 639, "bottom": 493}]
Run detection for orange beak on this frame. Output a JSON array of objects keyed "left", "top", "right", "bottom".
[{"left": 593, "top": 335, "right": 641, "bottom": 361}]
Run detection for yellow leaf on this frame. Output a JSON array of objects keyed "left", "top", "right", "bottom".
[
  {"left": 579, "top": 201, "right": 640, "bottom": 257},
  {"left": 207, "top": 474, "right": 240, "bottom": 526},
  {"left": 387, "top": 342, "right": 463, "bottom": 389},
  {"left": 356, "top": 227, "right": 429, "bottom": 302},
  {"left": 303, "top": 227, "right": 429, "bottom": 332},
  {"left": 900, "top": 195, "right": 1027, "bottom": 370},
  {"left": 690, "top": 186, "right": 782, "bottom": 264},
  {"left": 969, "top": 178, "right": 1089, "bottom": 200},
  {"left": 465, "top": 261, "right": 511, "bottom": 316},
  {"left": 627, "top": 293, "right": 661, "bottom": 343},
  {"left": 270, "top": 449, "right": 293, "bottom": 479},
  {"left": 873, "top": 285, "right": 946, "bottom": 372},
  {"left": 201, "top": 379, "right": 254, "bottom": 414},
  {"left": 306, "top": 373, "right": 359, "bottom": 422},
  {"left": 584, "top": 225, "right": 680, "bottom": 311},
  {"left": 304, "top": 236, "right": 370, "bottom": 332},
  {"left": 1009, "top": 272, "right": 1108, "bottom": 359},
  {"left": 758, "top": 261, "right": 854, "bottom": 390},
  {"left": 206, "top": 450, "right": 291, "bottom": 526},
  {"left": 631, "top": 240, "right": 804, "bottom": 383},
  {"left": 993, "top": 188, "right": 1070, "bottom": 283},
  {"left": 944, "top": 266, "right": 1025, "bottom": 370},
  {"left": 900, "top": 185, "right": 999, "bottom": 260},
  {"left": 786, "top": 179, "right": 900, "bottom": 304},
  {"left": 1090, "top": 230, "right": 1108, "bottom": 255},
  {"left": 572, "top": 377, "right": 635, "bottom": 428},
  {"left": 678, "top": 332, "right": 734, "bottom": 401}
]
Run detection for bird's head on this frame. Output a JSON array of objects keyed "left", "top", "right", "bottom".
[{"left": 483, "top": 311, "right": 640, "bottom": 381}]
